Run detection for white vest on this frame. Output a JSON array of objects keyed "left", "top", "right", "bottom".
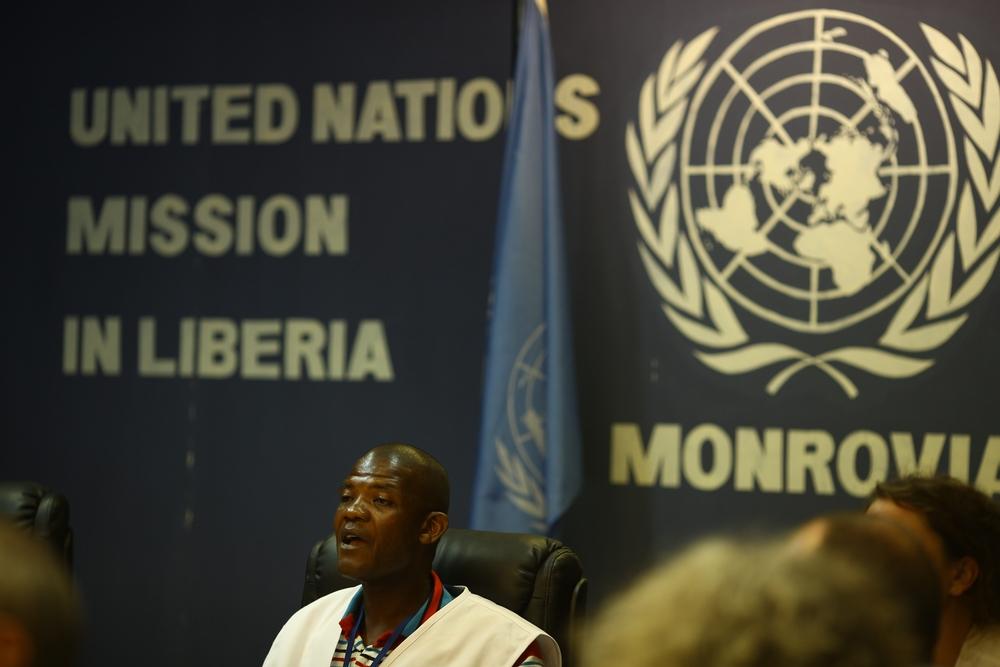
[{"left": 262, "top": 585, "right": 561, "bottom": 667}]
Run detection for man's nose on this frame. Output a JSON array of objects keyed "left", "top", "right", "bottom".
[{"left": 341, "top": 496, "right": 370, "bottom": 519}]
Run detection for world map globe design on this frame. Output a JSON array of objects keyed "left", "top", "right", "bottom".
[{"left": 680, "top": 10, "right": 958, "bottom": 333}]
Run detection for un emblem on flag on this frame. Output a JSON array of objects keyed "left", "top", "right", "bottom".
[
  {"left": 627, "top": 9, "right": 1000, "bottom": 397},
  {"left": 493, "top": 324, "right": 548, "bottom": 531}
]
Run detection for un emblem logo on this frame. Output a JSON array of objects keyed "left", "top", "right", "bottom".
[
  {"left": 628, "top": 9, "right": 1000, "bottom": 397},
  {"left": 493, "top": 324, "right": 547, "bottom": 531}
]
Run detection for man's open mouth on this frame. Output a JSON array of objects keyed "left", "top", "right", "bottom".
[{"left": 340, "top": 533, "right": 365, "bottom": 545}]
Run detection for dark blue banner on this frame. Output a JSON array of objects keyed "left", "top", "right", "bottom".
[{"left": 3, "top": 2, "right": 998, "bottom": 666}]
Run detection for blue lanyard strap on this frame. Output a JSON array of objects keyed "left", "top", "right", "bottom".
[{"left": 342, "top": 607, "right": 409, "bottom": 667}]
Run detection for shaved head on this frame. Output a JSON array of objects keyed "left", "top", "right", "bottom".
[
  {"left": 359, "top": 443, "right": 450, "bottom": 515},
  {"left": 336, "top": 443, "right": 450, "bottom": 581}
]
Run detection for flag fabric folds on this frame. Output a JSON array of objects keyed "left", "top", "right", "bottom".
[{"left": 471, "top": 0, "right": 581, "bottom": 535}]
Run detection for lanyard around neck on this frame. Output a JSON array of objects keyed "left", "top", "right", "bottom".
[{"left": 342, "top": 606, "right": 410, "bottom": 667}]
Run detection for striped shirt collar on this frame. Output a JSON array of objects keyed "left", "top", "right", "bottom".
[{"left": 338, "top": 571, "right": 452, "bottom": 649}]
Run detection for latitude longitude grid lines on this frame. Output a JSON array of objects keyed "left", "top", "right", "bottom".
[{"left": 679, "top": 13, "right": 957, "bottom": 329}]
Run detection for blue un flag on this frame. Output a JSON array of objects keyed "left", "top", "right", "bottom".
[{"left": 471, "top": 0, "right": 581, "bottom": 535}]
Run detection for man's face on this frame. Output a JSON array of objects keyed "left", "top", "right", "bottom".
[{"left": 334, "top": 451, "right": 426, "bottom": 583}]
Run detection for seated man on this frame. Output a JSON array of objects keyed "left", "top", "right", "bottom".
[
  {"left": 867, "top": 475, "right": 1000, "bottom": 667},
  {"left": 263, "top": 443, "right": 559, "bottom": 666}
]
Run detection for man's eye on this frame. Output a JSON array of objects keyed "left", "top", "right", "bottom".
[
  {"left": 374, "top": 496, "right": 391, "bottom": 505},
  {"left": 339, "top": 494, "right": 351, "bottom": 503}
]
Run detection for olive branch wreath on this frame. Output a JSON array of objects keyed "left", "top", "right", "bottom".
[
  {"left": 491, "top": 324, "right": 547, "bottom": 528},
  {"left": 628, "top": 25, "right": 1000, "bottom": 398},
  {"left": 494, "top": 434, "right": 546, "bottom": 523}
]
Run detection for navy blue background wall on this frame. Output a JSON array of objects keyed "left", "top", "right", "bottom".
[{"left": 3, "top": 1, "right": 999, "bottom": 666}]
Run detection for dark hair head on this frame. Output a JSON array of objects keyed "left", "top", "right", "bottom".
[
  {"left": 872, "top": 475, "right": 1000, "bottom": 624},
  {"left": 808, "top": 513, "right": 942, "bottom": 661}
]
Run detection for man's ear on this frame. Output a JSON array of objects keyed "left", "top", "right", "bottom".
[
  {"left": 947, "top": 556, "right": 979, "bottom": 597},
  {"left": 419, "top": 511, "right": 449, "bottom": 545}
]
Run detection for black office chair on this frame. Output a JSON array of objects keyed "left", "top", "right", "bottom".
[
  {"left": 0, "top": 481, "right": 74, "bottom": 570},
  {"left": 302, "top": 528, "right": 588, "bottom": 666}
]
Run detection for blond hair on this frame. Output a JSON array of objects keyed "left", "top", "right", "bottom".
[{"left": 581, "top": 537, "right": 920, "bottom": 667}]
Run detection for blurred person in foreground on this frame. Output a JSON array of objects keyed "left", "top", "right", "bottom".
[
  {"left": 581, "top": 537, "right": 923, "bottom": 667},
  {"left": 791, "top": 512, "right": 943, "bottom": 663},
  {"left": 0, "top": 519, "right": 81, "bottom": 667},
  {"left": 868, "top": 475, "right": 1000, "bottom": 667}
]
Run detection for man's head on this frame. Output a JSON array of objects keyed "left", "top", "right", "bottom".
[
  {"left": 868, "top": 475, "right": 1000, "bottom": 625},
  {"left": 790, "top": 513, "right": 942, "bottom": 662},
  {"left": 581, "top": 537, "right": 922, "bottom": 667},
  {"left": 0, "top": 520, "right": 81, "bottom": 667},
  {"left": 334, "top": 443, "right": 450, "bottom": 584}
]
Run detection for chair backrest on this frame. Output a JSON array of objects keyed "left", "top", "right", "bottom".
[
  {"left": 0, "top": 481, "right": 74, "bottom": 570},
  {"left": 302, "top": 528, "right": 587, "bottom": 666}
]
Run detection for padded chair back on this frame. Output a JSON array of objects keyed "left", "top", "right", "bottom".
[
  {"left": 302, "top": 528, "right": 587, "bottom": 666},
  {"left": 0, "top": 481, "right": 73, "bottom": 570}
]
